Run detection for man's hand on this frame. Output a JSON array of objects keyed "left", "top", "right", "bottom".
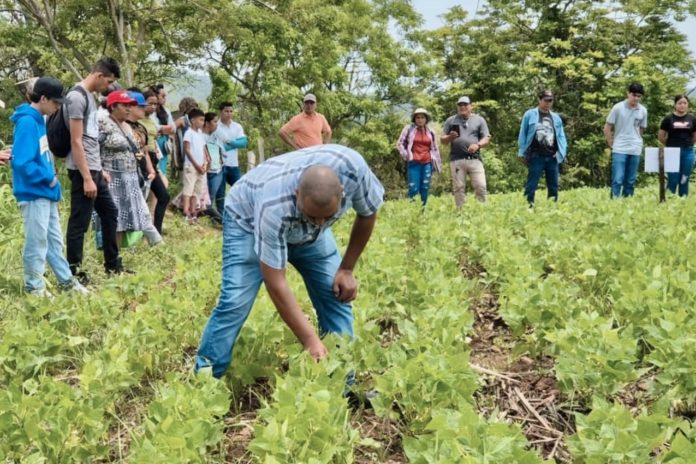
[
  {"left": 196, "top": 163, "right": 206, "bottom": 175},
  {"left": 448, "top": 131, "right": 459, "bottom": 140},
  {"left": 147, "top": 170, "right": 156, "bottom": 180},
  {"left": 467, "top": 143, "right": 480, "bottom": 154},
  {"left": 333, "top": 268, "right": 358, "bottom": 302},
  {"left": 304, "top": 337, "right": 328, "bottom": 361},
  {"left": 83, "top": 177, "right": 97, "bottom": 198},
  {"left": 102, "top": 171, "right": 111, "bottom": 184},
  {"left": 0, "top": 149, "right": 10, "bottom": 165}
]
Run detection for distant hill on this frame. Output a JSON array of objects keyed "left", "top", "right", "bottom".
[{"left": 166, "top": 70, "right": 212, "bottom": 111}]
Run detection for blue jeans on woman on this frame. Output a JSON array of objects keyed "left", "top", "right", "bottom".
[
  {"left": 20, "top": 199, "right": 74, "bottom": 292},
  {"left": 195, "top": 213, "right": 353, "bottom": 378},
  {"left": 667, "top": 147, "right": 695, "bottom": 197},
  {"left": 524, "top": 154, "right": 559, "bottom": 205},
  {"left": 611, "top": 153, "right": 641, "bottom": 198},
  {"left": 407, "top": 161, "right": 433, "bottom": 206}
]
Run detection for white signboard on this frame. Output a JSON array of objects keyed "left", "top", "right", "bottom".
[{"left": 644, "top": 147, "right": 680, "bottom": 173}]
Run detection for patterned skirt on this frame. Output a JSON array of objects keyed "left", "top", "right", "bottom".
[{"left": 106, "top": 170, "right": 154, "bottom": 232}]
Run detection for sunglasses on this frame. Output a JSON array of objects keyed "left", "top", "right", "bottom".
[{"left": 542, "top": 97, "right": 554, "bottom": 102}]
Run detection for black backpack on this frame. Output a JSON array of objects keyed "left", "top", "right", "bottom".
[{"left": 46, "top": 85, "right": 89, "bottom": 158}]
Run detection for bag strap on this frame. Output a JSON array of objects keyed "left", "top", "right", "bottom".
[
  {"left": 109, "top": 116, "right": 140, "bottom": 157},
  {"left": 66, "top": 85, "right": 90, "bottom": 123}
]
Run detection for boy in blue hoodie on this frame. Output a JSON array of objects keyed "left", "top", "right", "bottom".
[{"left": 11, "top": 77, "right": 89, "bottom": 297}]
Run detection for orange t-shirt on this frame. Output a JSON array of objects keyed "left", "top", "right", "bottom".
[
  {"left": 280, "top": 112, "right": 332, "bottom": 148},
  {"left": 412, "top": 128, "right": 432, "bottom": 163}
]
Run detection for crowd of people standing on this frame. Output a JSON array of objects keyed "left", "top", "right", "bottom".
[
  {"left": 396, "top": 84, "right": 696, "bottom": 209},
  {"left": 2, "top": 57, "right": 696, "bottom": 374},
  {"left": 2, "top": 57, "right": 352, "bottom": 298}
]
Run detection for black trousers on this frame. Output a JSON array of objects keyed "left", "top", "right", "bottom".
[
  {"left": 149, "top": 172, "right": 170, "bottom": 234},
  {"left": 66, "top": 169, "right": 121, "bottom": 271}
]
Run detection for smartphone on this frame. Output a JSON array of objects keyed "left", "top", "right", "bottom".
[{"left": 449, "top": 125, "right": 460, "bottom": 136}]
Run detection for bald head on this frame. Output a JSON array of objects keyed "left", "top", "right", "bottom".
[{"left": 297, "top": 165, "right": 343, "bottom": 208}]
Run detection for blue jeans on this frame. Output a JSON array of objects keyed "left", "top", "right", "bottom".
[
  {"left": 407, "top": 161, "right": 433, "bottom": 206},
  {"left": 19, "top": 199, "right": 74, "bottom": 292},
  {"left": 611, "top": 153, "right": 640, "bottom": 198},
  {"left": 207, "top": 170, "right": 226, "bottom": 213},
  {"left": 195, "top": 214, "right": 353, "bottom": 378},
  {"left": 223, "top": 166, "right": 242, "bottom": 188},
  {"left": 667, "top": 147, "right": 695, "bottom": 197},
  {"left": 524, "top": 155, "right": 559, "bottom": 204}
]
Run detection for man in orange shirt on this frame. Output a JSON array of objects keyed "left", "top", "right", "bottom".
[{"left": 279, "top": 94, "right": 332, "bottom": 149}]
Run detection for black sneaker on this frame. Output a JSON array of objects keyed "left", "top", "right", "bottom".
[
  {"left": 106, "top": 266, "right": 134, "bottom": 277},
  {"left": 70, "top": 266, "right": 91, "bottom": 286},
  {"left": 345, "top": 390, "right": 376, "bottom": 411}
]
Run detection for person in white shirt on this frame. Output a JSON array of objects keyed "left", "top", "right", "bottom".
[
  {"left": 182, "top": 109, "right": 210, "bottom": 223},
  {"left": 603, "top": 83, "right": 648, "bottom": 198},
  {"left": 214, "top": 101, "right": 247, "bottom": 187}
]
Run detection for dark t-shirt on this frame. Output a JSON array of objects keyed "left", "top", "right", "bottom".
[
  {"left": 442, "top": 114, "right": 490, "bottom": 161},
  {"left": 660, "top": 113, "right": 696, "bottom": 147},
  {"left": 530, "top": 111, "right": 557, "bottom": 156}
]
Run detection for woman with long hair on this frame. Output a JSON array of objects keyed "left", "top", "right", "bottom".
[
  {"left": 151, "top": 84, "right": 176, "bottom": 179},
  {"left": 128, "top": 89, "right": 170, "bottom": 234},
  {"left": 658, "top": 95, "right": 696, "bottom": 197}
]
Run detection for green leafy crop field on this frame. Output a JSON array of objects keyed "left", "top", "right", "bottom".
[{"left": 2, "top": 181, "right": 696, "bottom": 463}]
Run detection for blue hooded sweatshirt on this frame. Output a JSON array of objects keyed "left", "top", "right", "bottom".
[{"left": 10, "top": 103, "right": 61, "bottom": 202}]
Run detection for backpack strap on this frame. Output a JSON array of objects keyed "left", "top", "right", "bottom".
[{"left": 68, "top": 85, "right": 90, "bottom": 123}]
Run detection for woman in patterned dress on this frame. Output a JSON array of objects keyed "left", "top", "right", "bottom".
[{"left": 99, "top": 90, "right": 162, "bottom": 247}]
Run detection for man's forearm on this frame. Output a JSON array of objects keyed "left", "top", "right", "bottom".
[
  {"left": 279, "top": 130, "right": 295, "bottom": 149},
  {"left": 340, "top": 213, "right": 377, "bottom": 271},
  {"left": 71, "top": 143, "right": 92, "bottom": 178},
  {"left": 603, "top": 125, "right": 614, "bottom": 147},
  {"left": 262, "top": 264, "right": 318, "bottom": 344}
]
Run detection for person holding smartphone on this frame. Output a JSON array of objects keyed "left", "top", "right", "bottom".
[{"left": 441, "top": 96, "right": 491, "bottom": 206}]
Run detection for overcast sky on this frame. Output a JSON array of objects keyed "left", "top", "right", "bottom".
[{"left": 412, "top": 0, "right": 696, "bottom": 60}]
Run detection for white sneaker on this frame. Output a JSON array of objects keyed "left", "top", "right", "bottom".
[
  {"left": 28, "top": 288, "right": 54, "bottom": 298},
  {"left": 68, "top": 281, "right": 90, "bottom": 295}
]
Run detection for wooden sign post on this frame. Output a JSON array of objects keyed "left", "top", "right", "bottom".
[{"left": 659, "top": 147, "right": 666, "bottom": 203}]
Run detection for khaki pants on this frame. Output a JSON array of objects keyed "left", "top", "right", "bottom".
[{"left": 450, "top": 158, "right": 487, "bottom": 207}]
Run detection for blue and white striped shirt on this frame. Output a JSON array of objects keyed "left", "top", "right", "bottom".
[{"left": 225, "top": 144, "right": 384, "bottom": 269}]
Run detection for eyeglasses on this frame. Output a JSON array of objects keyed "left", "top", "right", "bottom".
[{"left": 542, "top": 97, "right": 554, "bottom": 102}]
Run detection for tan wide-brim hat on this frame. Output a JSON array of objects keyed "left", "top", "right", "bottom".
[
  {"left": 412, "top": 107, "right": 429, "bottom": 117},
  {"left": 411, "top": 107, "right": 431, "bottom": 123}
]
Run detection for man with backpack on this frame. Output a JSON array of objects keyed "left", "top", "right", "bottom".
[{"left": 51, "top": 57, "right": 126, "bottom": 281}]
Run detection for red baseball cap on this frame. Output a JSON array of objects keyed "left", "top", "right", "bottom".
[{"left": 106, "top": 90, "right": 136, "bottom": 108}]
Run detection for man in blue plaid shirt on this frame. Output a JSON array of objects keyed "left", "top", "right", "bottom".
[{"left": 196, "top": 144, "right": 384, "bottom": 378}]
